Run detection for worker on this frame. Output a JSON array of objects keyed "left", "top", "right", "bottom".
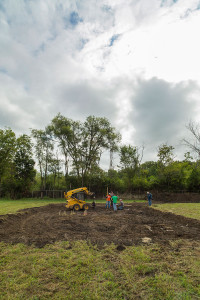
[
  {"left": 112, "top": 193, "right": 118, "bottom": 211},
  {"left": 110, "top": 191, "right": 114, "bottom": 207},
  {"left": 105, "top": 193, "right": 111, "bottom": 209},
  {"left": 118, "top": 199, "right": 124, "bottom": 210},
  {"left": 92, "top": 200, "right": 96, "bottom": 209},
  {"left": 147, "top": 192, "right": 152, "bottom": 206}
]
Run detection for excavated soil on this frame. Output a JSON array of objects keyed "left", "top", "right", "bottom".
[{"left": 0, "top": 203, "right": 200, "bottom": 248}]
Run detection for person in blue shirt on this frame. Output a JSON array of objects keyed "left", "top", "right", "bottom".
[{"left": 147, "top": 192, "right": 152, "bottom": 206}]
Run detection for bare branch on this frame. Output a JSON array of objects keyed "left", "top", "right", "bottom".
[{"left": 184, "top": 121, "right": 200, "bottom": 157}]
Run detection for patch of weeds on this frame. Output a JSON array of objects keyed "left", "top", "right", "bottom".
[
  {"left": 146, "top": 273, "right": 177, "bottom": 299},
  {"left": 1, "top": 241, "right": 200, "bottom": 299},
  {"left": 103, "top": 271, "right": 114, "bottom": 281},
  {"left": 135, "top": 264, "right": 156, "bottom": 276}
]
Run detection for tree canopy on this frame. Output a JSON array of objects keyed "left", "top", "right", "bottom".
[{"left": 1, "top": 116, "right": 200, "bottom": 198}]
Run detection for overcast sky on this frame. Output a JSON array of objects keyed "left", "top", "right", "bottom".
[{"left": 1, "top": 0, "right": 200, "bottom": 169}]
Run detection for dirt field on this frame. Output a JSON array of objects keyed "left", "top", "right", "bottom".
[{"left": 0, "top": 203, "right": 200, "bottom": 248}]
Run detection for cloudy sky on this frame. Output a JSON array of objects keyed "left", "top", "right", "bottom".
[{"left": 1, "top": 0, "right": 200, "bottom": 168}]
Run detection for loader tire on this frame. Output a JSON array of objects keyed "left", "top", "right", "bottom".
[
  {"left": 83, "top": 204, "right": 89, "bottom": 210},
  {"left": 73, "top": 204, "right": 80, "bottom": 211}
]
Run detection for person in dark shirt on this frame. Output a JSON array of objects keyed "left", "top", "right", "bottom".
[
  {"left": 92, "top": 200, "right": 96, "bottom": 209},
  {"left": 147, "top": 192, "right": 152, "bottom": 206}
]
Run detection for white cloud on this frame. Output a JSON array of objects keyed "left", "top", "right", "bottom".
[{"left": 0, "top": 0, "right": 200, "bottom": 166}]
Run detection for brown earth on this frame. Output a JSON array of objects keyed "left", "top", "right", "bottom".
[
  {"left": 0, "top": 203, "right": 200, "bottom": 248},
  {"left": 152, "top": 192, "right": 200, "bottom": 203}
]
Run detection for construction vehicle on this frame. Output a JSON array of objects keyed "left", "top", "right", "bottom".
[{"left": 64, "top": 187, "right": 95, "bottom": 211}]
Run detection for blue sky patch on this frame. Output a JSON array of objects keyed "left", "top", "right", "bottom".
[
  {"left": 109, "top": 34, "right": 120, "bottom": 47},
  {"left": 160, "top": 0, "right": 178, "bottom": 7},
  {"left": 196, "top": 2, "right": 200, "bottom": 10},
  {"left": 0, "top": 0, "right": 5, "bottom": 12},
  {"left": 102, "top": 5, "right": 113, "bottom": 13},
  {"left": 0, "top": 67, "right": 7, "bottom": 74},
  {"left": 33, "top": 43, "right": 46, "bottom": 57},
  {"left": 69, "top": 11, "right": 83, "bottom": 26},
  {"left": 78, "top": 38, "right": 89, "bottom": 50}
]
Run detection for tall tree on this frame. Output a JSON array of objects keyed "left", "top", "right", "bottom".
[
  {"left": 119, "top": 145, "right": 140, "bottom": 170},
  {"left": 14, "top": 134, "right": 36, "bottom": 196},
  {"left": 47, "top": 152, "right": 62, "bottom": 189},
  {"left": 157, "top": 143, "right": 175, "bottom": 191},
  {"left": 157, "top": 143, "right": 175, "bottom": 167},
  {"left": 108, "top": 131, "right": 121, "bottom": 170},
  {"left": 0, "top": 128, "right": 16, "bottom": 196},
  {"left": 48, "top": 114, "right": 121, "bottom": 185},
  {"left": 81, "top": 116, "right": 121, "bottom": 177},
  {"left": 119, "top": 145, "right": 140, "bottom": 192},
  {"left": 31, "top": 129, "right": 54, "bottom": 190},
  {"left": 47, "top": 113, "right": 73, "bottom": 176}
]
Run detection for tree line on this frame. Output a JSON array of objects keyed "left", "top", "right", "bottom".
[{"left": 1, "top": 115, "right": 200, "bottom": 198}]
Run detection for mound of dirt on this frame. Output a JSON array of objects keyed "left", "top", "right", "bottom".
[{"left": 0, "top": 203, "right": 200, "bottom": 248}]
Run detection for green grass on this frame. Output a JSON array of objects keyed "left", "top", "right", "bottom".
[
  {"left": 0, "top": 240, "right": 199, "bottom": 299},
  {"left": 153, "top": 203, "right": 200, "bottom": 221},
  {"left": 0, "top": 199, "right": 64, "bottom": 215}
]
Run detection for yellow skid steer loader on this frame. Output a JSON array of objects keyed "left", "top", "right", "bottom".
[{"left": 64, "top": 187, "right": 94, "bottom": 211}]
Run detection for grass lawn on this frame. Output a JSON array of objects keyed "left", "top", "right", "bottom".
[
  {"left": 0, "top": 199, "right": 64, "bottom": 215},
  {"left": 153, "top": 203, "right": 200, "bottom": 221},
  {"left": 0, "top": 240, "right": 200, "bottom": 300}
]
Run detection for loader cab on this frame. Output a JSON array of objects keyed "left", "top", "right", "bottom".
[{"left": 73, "top": 192, "right": 86, "bottom": 201}]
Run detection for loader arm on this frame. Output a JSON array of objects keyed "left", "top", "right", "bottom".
[{"left": 64, "top": 187, "right": 94, "bottom": 200}]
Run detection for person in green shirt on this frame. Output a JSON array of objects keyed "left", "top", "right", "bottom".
[{"left": 112, "top": 194, "right": 118, "bottom": 211}]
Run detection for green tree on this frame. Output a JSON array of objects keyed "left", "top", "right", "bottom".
[
  {"left": 119, "top": 145, "right": 140, "bottom": 192},
  {"left": 140, "top": 161, "right": 158, "bottom": 177},
  {"left": 81, "top": 116, "right": 120, "bottom": 178},
  {"left": 139, "top": 161, "right": 159, "bottom": 190},
  {"left": 157, "top": 143, "right": 175, "bottom": 190},
  {"left": 47, "top": 113, "right": 73, "bottom": 176},
  {"left": 187, "top": 164, "right": 200, "bottom": 192},
  {"left": 48, "top": 114, "right": 120, "bottom": 186},
  {"left": 31, "top": 129, "right": 54, "bottom": 190},
  {"left": 14, "top": 134, "right": 36, "bottom": 197},
  {"left": 47, "top": 152, "right": 62, "bottom": 189},
  {"left": 157, "top": 143, "right": 175, "bottom": 167},
  {"left": 159, "top": 162, "right": 185, "bottom": 191},
  {"left": 184, "top": 151, "right": 193, "bottom": 162},
  {"left": 0, "top": 128, "right": 16, "bottom": 196},
  {"left": 119, "top": 145, "right": 140, "bottom": 169}
]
